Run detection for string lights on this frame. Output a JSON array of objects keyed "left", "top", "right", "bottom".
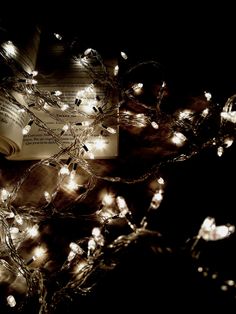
[{"left": 0, "top": 25, "right": 236, "bottom": 314}]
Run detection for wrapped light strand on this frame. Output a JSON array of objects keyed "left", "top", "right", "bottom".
[{"left": 0, "top": 26, "right": 236, "bottom": 314}]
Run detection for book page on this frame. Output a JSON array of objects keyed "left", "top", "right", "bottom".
[
  {"left": 8, "top": 107, "right": 118, "bottom": 160},
  {"left": 8, "top": 40, "right": 118, "bottom": 160}
]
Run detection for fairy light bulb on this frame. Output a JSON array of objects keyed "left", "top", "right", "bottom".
[
  {"left": 211, "top": 225, "right": 235, "bottom": 240},
  {"left": 198, "top": 217, "right": 235, "bottom": 241},
  {"left": 92, "top": 227, "right": 101, "bottom": 238},
  {"left": 102, "top": 193, "right": 114, "bottom": 206},
  {"left": 84, "top": 48, "right": 92, "bottom": 56},
  {"left": 7, "top": 295, "right": 16, "bottom": 307},
  {"left": 157, "top": 177, "right": 165, "bottom": 185},
  {"left": 54, "top": 33, "right": 62, "bottom": 40},
  {"left": 150, "top": 190, "right": 163, "bottom": 209},
  {"left": 132, "top": 83, "right": 143, "bottom": 95},
  {"left": 151, "top": 121, "right": 159, "bottom": 129},
  {"left": 31, "top": 70, "right": 38, "bottom": 77},
  {"left": 60, "top": 104, "right": 69, "bottom": 111},
  {"left": 116, "top": 196, "right": 129, "bottom": 217},
  {"left": 88, "top": 238, "right": 96, "bottom": 256},
  {"left": 217, "top": 146, "right": 224, "bottom": 157},
  {"left": 2, "top": 41, "right": 16, "bottom": 57},
  {"left": 91, "top": 227, "right": 104, "bottom": 246},
  {"left": 202, "top": 108, "right": 209, "bottom": 117},
  {"left": 10, "top": 227, "right": 19, "bottom": 239},
  {"left": 114, "top": 65, "right": 119, "bottom": 76},
  {"left": 101, "top": 124, "right": 116, "bottom": 134},
  {"left": 171, "top": 132, "right": 187, "bottom": 146},
  {"left": 60, "top": 124, "right": 69, "bottom": 135},
  {"left": 179, "top": 109, "right": 193, "bottom": 120},
  {"left": 0, "top": 188, "right": 10, "bottom": 202},
  {"left": 27, "top": 225, "right": 39, "bottom": 237},
  {"left": 66, "top": 178, "right": 79, "bottom": 191},
  {"left": 34, "top": 246, "right": 46, "bottom": 259},
  {"left": 224, "top": 137, "right": 234, "bottom": 148},
  {"left": 67, "top": 242, "right": 83, "bottom": 261},
  {"left": 204, "top": 91, "right": 212, "bottom": 101},
  {"left": 44, "top": 191, "right": 51, "bottom": 203},
  {"left": 120, "top": 51, "right": 128, "bottom": 60},
  {"left": 76, "top": 120, "right": 91, "bottom": 127},
  {"left": 59, "top": 158, "right": 72, "bottom": 175},
  {"left": 15, "top": 214, "right": 23, "bottom": 225},
  {"left": 82, "top": 145, "right": 94, "bottom": 159},
  {"left": 22, "top": 120, "right": 34, "bottom": 135},
  {"left": 51, "top": 90, "right": 62, "bottom": 96}
]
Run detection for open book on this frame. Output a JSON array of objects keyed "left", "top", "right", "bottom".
[{"left": 0, "top": 30, "right": 118, "bottom": 160}]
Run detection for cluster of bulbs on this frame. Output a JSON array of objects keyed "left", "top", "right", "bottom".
[{"left": 0, "top": 30, "right": 236, "bottom": 313}]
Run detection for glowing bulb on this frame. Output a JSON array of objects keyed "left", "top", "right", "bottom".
[
  {"left": 22, "top": 125, "right": 31, "bottom": 135},
  {"left": 132, "top": 83, "right": 143, "bottom": 95},
  {"left": 52, "top": 90, "right": 62, "bottom": 96},
  {"left": 199, "top": 217, "right": 235, "bottom": 241},
  {"left": 114, "top": 65, "right": 119, "bottom": 76},
  {"left": 179, "top": 109, "right": 193, "bottom": 120},
  {"left": 27, "top": 225, "right": 39, "bottom": 237},
  {"left": 60, "top": 104, "right": 69, "bottom": 111},
  {"left": 31, "top": 70, "right": 38, "bottom": 77},
  {"left": 102, "top": 124, "right": 116, "bottom": 134},
  {"left": 227, "top": 280, "right": 235, "bottom": 286},
  {"left": 69, "top": 242, "right": 80, "bottom": 253},
  {"left": 88, "top": 238, "right": 96, "bottom": 252},
  {"left": 15, "top": 214, "right": 23, "bottom": 225},
  {"left": 204, "top": 91, "right": 212, "bottom": 101},
  {"left": 202, "top": 108, "right": 209, "bottom": 117},
  {"left": 151, "top": 121, "right": 159, "bottom": 129},
  {"left": 150, "top": 190, "right": 163, "bottom": 209},
  {"left": 94, "top": 138, "right": 106, "bottom": 150},
  {"left": 18, "top": 108, "right": 26, "bottom": 113},
  {"left": 84, "top": 48, "right": 92, "bottom": 56},
  {"left": 59, "top": 165, "right": 70, "bottom": 175},
  {"left": 224, "top": 137, "right": 234, "bottom": 148},
  {"left": 34, "top": 246, "right": 46, "bottom": 258},
  {"left": 217, "top": 146, "right": 224, "bottom": 157},
  {"left": 65, "top": 178, "right": 79, "bottom": 191},
  {"left": 7, "top": 295, "right": 16, "bottom": 307},
  {"left": 0, "top": 188, "right": 10, "bottom": 202},
  {"left": 221, "top": 111, "right": 236, "bottom": 123},
  {"left": 61, "top": 124, "right": 69, "bottom": 135},
  {"left": 54, "top": 33, "right": 62, "bottom": 40},
  {"left": 2, "top": 41, "right": 16, "bottom": 57},
  {"left": 92, "top": 227, "right": 101, "bottom": 238},
  {"left": 102, "top": 193, "right": 114, "bottom": 206},
  {"left": 116, "top": 196, "right": 129, "bottom": 217},
  {"left": 44, "top": 191, "right": 51, "bottom": 203},
  {"left": 120, "top": 51, "right": 128, "bottom": 60},
  {"left": 171, "top": 132, "right": 187, "bottom": 146},
  {"left": 10, "top": 227, "right": 19, "bottom": 238},
  {"left": 157, "top": 177, "right": 165, "bottom": 185},
  {"left": 67, "top": 251, "right": 76, "bottom": 262},
  {"left": 22, "top": 120, "right": 33, "bottom": 135}
]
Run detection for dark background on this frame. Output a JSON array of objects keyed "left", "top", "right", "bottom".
[{"left": 1, "top": 4, "right": 236, "bottom": 313}]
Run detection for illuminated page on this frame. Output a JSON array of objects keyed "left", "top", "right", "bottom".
[
  {"left": 7, "top": 106, "right": 118, "bottom": 160},
  {"left": 8, "top": 40, "right": 118, "bottom": 160}
]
